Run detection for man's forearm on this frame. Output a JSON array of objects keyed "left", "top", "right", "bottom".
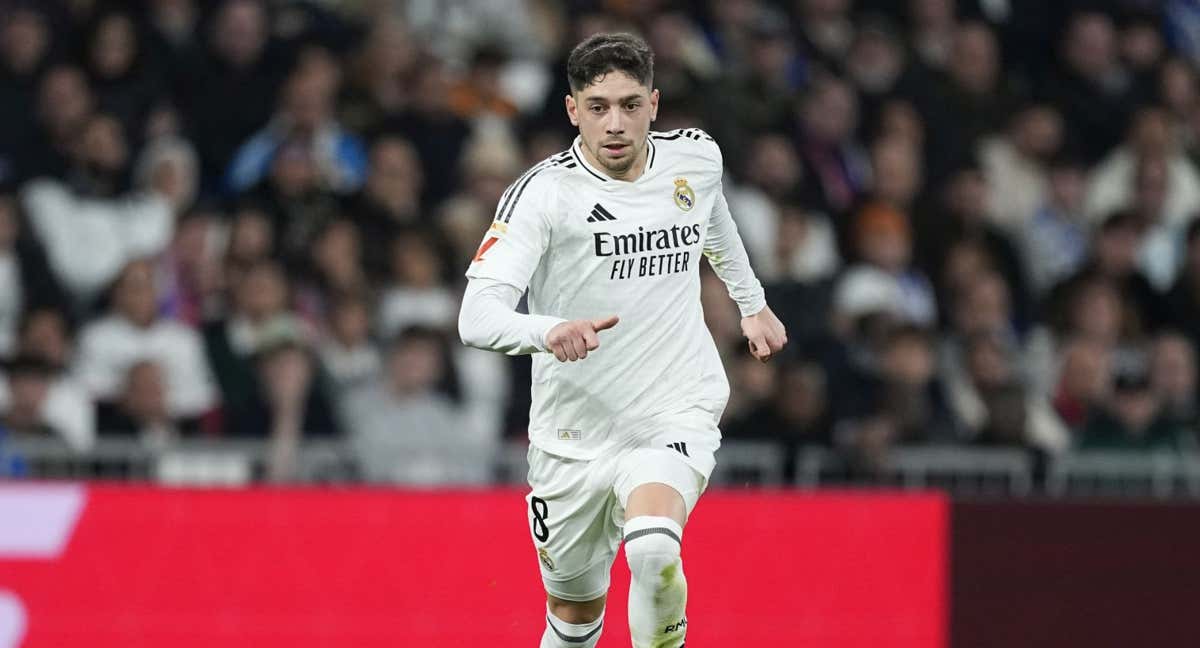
[
  {"left": 705, "top": 191, "right": 767, "bottom": 317},
  {"left": 458, "top": 279, "right": 567, "bottom": 355}
]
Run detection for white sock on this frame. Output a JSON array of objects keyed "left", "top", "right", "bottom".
[
  {"left": 539, "top": 606, "right": 603, "bottom": 647},
  {"left": 624, "top": 516, "right": 687, "bottom": 648}
]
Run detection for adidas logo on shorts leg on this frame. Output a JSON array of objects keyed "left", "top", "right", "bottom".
[{"left": 666, "top": 442, "right": 689, "bottom": 457}]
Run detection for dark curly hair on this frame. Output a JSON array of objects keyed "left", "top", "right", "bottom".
[{"left": 566, "top": 32, "right": 654, "bottom": 93}]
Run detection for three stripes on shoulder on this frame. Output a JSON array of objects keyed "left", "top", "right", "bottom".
[
  {"left": 652, "top": 128, "right": 714, "bottom": 142},
  {"left": 493, "top": 149, "right": 574, "bottom": 223}
]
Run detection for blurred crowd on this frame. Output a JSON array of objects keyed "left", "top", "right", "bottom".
[{"left": 1, "top": 0, "right": 1199, "bottom": 483}]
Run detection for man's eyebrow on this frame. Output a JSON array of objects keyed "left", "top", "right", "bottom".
[{"left": 584, "top": 94, "right": 645, "bottom": 103}]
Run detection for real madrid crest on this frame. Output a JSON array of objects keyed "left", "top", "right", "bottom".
[
  {"left": 673, "top": 177, "right": 695, "bottom": 212},
  {"left": 538, "top": 547, "right": 556, "bottom": 571}
]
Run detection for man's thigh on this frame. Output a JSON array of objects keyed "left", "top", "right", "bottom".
[
  {"left": 525, "top": 446, "right": 622, "bottom": 602},
  {"left": 614, "top": 428, "right": 718, "bottom": 522}
]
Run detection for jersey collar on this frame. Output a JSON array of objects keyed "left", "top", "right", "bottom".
[{"left": 571, "top": 136, "right": 656, "bottom": 184}]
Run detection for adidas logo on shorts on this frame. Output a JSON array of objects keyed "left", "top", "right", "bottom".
[{"left": 666, "top": 442, "right": 689, "bottom": 457}]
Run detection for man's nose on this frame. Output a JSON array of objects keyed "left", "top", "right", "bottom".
[{"left": 605, "top": 110, "right": 624, "bottom": 133}]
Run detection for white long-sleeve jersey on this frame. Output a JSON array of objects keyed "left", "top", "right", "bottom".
[{"left": 459, "top": 130, "right": 765, "bottom": 461}]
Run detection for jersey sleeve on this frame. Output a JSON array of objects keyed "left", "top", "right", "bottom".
[
  {"left": 458, "top": 278, "right": 565, "bottom": 355},
  {"left": 704, "top": 146, "right": 768, "bottom": 318},
  {"left": 464, "top": 170, "right": 556, "bottom": 290}
]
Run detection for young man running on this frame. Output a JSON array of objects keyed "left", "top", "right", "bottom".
[{"left": 459, "top": 32, "right": 786, "bottom": 648}]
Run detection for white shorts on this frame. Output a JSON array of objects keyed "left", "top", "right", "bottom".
[{"left": 524, "top": 429, "right": 717, "bottom": 602}]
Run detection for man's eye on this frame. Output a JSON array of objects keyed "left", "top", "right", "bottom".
[
  {"left": 625, "top": 103, "right": 639, "bottom": 111},
  {"left": 589, "top": 105, "right": 604, "bottom": 114}
]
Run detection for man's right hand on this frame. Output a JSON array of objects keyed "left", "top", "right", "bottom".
[{"left": 545, "top": 315, "right": 619, "bottom": 362}]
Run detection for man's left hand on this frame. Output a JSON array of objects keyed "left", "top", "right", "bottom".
[{"left": 741, "top": 305, "right": 787, "bottom": 362}]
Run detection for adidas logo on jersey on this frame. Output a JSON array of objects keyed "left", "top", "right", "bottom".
[
  {"left": 667, "top": 442, "right": 690, "bottom": 457},
  {"left": 587, "top": 203, "right": 617, "bottom": 223}
]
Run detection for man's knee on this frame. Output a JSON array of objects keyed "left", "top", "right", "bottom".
[
  {"left": 623, "top": 516, "right": 683, "bottom": 581},
  {"left": 547, "top": 594, "right": 606, "bottom": 625}
]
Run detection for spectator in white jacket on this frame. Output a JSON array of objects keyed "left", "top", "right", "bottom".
[
  {"left": 979, "top": 103, "right": 1063, "bottom": 231},
  {"left": 21, "top": 130, "right": 196, "bottom": 305},
  {"left": 74, "top": 259, "right": 217, "bottom": 420},
  {"left": 0, "top": 354, "right": 95, "bottom": 452},
  {"left": 1084, "top": 106, "right": 1200, "bottom": 228}
]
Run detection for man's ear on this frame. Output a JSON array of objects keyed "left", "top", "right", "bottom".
[
  {"left": 565, "top": 94, "right": 579, "bottom": 127},
  {"left": 649, "top": 88, "right": 660, "bottom": 122}
]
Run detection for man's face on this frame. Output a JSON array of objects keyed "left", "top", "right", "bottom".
[
  {"left": 748, "top": 135, "right": 801, "bottom": 196},
  {"left": 283, "top": 73, "right": 332, "bottom": 132},
  {"left": 20, "top": 310, "right": 69, "bottom": 368},
  {"left": 2, "top": 10, "right": 48, "bottom": 74},
  {"left": 803, "top": 80, "right": 857, "bottom": 144},
  {"left": 1049, "top": 166, "right": 1085, "bottom": 211},
  {"left": 10, "top": 372, "right": 49, "bottom": 417},
  {"left": 39, "top": 67, "right": 92, "bottom": 133},
  {"left": 123, "top": 362, "right": 167, "bottom": 420},
  {"left": 883, "top": 336, "right": 934, "bottom": 386},
  {"left": 949, "top": 24, "right": 998, "bottom": 94},
  {"left": 270, "top": 142, "right": 316, "bottom": 195},
  {"left": 566, "top": 72, "right": 658, "bottom": 180},
  {"left": 858, "top": 226, "right": 910, "bottom": 272},
  {"left": 331, "top": 301, "right": 369, "bottom": 346},
  {"left": 214, "top": 0, "right": 266, "bottom": 68},
  {"left": 237, "top": 264, "right": 287, "bottom": 320},
  {"left": 81, "top": 115, "right": 128, "bottom": 173},
  {"left": 1067, "top": 14, "right": 1115, "bottom": 79},
  {"left": 871, "top": 137, "right": 920, "bottom": 205},
  {"left": 115, "top": 261, "right": 158, "bottom": 327},
  {"left": 945, "top": 170, "right": 988, "bottom": 220},
  {"left": 92, "top": 14, "right": 136, "bottom": 79},
  {"left": 388, "top": 338, "right": 444, "bottom": 395}
]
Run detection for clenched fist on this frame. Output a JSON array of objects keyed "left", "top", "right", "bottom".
[
  {"left": 742, "top": 305, "right": 787, "bottom": 362},
  {"left": 545, "top": 315, "right": 619, "bottom": 362}
]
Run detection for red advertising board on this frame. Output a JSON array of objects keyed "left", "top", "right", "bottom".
[{"left": 0, "top": 485, "right": 946, "bottom": 647}]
